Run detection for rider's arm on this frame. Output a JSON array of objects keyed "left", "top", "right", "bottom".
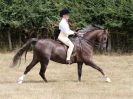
[{"left": 59, "top": 20, "right": 74, "bottom": 35}]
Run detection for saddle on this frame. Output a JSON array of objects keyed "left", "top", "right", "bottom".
[
  {"left": 56, "top": 40, "right": 69, "bottom": 50},
  {"left": 56, "top": 39, "right": 77, "bottom": 57},
  {"left": 56, "top": 40, "right": 65, "bottom": 45}
]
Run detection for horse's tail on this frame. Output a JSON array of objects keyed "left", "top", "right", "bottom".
[{"left": 11, "top": 38, "right": 38, "bottom": 67}]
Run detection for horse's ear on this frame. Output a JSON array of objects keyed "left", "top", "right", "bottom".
[{"left": 104, "top": 28, "right": 109, "bottom": 34}]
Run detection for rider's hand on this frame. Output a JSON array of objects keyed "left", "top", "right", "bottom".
[
  {"left": 74, "top": 32, "right": 78, "bottom": 36},
  {"left": 74, "top": 31, "right": 77, "bottom": 34}
]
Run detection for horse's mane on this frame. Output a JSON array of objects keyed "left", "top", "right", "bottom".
[{"left": 77, "top": 24, "right": 104, "bottom": 34}]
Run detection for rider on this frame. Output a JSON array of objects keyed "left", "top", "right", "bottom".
[{"left": 58, "top": 8, "right": 75, "bottom": 64}]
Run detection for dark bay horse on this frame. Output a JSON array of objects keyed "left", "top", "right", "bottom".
[{"left": 11, "top": 27, "right": 111, "bottom": 84}]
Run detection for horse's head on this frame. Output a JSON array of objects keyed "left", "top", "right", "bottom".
[
  {"left": 96, "top": 29, "right": 109, "bottom": 50},
  {"left": 77, "top": 26, "right": 109, "bottom": 50}
]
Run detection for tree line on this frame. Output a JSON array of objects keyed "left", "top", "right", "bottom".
[{"left": 0, "top": 0, "right": 133, "bottom": 52}]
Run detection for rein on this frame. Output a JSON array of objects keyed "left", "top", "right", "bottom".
[{"left": 76, "top": 34, "right": 94, "bottom": 47}]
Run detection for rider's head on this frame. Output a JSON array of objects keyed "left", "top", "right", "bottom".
[{"left": 60, "top": 8, "right": 70, "bottom": 20}]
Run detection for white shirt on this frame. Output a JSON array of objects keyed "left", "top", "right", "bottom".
[{"left": 59, "top": 18, "right": 74, "bottom": 36}]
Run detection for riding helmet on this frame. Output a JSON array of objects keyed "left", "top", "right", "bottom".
[{"left": 60, "top": 8, "right": 70, "bottom": 17}]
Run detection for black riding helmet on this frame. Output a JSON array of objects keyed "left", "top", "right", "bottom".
[{"left": 60, "top": 8, "right": 70, "bottom": 17}]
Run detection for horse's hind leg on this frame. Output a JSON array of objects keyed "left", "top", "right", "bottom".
[
  {"left": 17, "top": 56, "right": 38, "bottom": 84},
  {"left": 39, "top": 59, "right": 49, "bottom": 82},
  {"left": 85, "top": 60, "right": 111, "bottom": 82},
  {"left": 77, "top": 62, "right": 83, "bottom": 81}
]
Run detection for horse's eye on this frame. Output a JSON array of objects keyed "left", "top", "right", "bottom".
[{"left": 103, "top": 38, "right": 106, "bottom": 41}]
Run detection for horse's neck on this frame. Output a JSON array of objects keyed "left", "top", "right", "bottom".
[{"left": 83, "top": 31, "right": 98, "bottom": 45}]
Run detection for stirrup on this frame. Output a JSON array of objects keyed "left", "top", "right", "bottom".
[{"left": 66, "top": 60, "right": 72, "bottom": 64}]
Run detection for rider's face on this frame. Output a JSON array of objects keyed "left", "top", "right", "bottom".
[{"left": 63, "top": 14, "right": 69, "bottom": 20}]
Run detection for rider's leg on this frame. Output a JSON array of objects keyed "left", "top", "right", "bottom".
[
  {"left": 66, "top": 40, "right": 74, "bottom": 61},
  {"left": 58, "top": 37, "right": 74, "bottom": 63}
]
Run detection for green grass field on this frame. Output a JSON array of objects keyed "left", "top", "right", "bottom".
[{"left": 0, "top": 52, "right": 133, "bottom": 99}]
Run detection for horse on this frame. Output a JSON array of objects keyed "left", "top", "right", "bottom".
[{"left": 11, "top": 26, "right": 111, "bottom": 84}]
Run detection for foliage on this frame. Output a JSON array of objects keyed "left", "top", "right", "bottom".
[{"left": 0, "top": 0, "right": 133, "bottom": 52}]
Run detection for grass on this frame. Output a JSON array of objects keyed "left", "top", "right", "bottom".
[{"left": 0, "top": 52, "right": 133, "bottom": 99}]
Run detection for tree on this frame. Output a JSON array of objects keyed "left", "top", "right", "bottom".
[{"left": 0, "top": 0, "right": 133, "bottom": 52}]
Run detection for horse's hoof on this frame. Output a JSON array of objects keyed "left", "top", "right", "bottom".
[
  {"left": 17, "top": 80, "right": 23, "bottom": 84},
  {"left": 105, "top": 77, "right": 111, "bottom": 83},
  {"left": 17, "top": 74, "right": 25, "bottom": 84},
  {"left": 44, "top": 80, "right": 48, "bottom": 83}
]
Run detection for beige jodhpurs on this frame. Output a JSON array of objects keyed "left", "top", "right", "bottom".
[{"left": 58, "top": 36, "right": 74, "bottom": 60}]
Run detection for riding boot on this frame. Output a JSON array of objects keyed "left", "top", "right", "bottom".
[{"left": 66, "top": 60, "right": 72, "bottom": 64}]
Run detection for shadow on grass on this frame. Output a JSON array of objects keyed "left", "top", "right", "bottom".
[{"left": 0, "top": 79, "right": 85, "bottom": 84}]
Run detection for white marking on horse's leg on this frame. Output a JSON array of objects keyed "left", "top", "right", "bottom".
[
  {"left": 17, "top": 74, "right": 26, "bottom": 84},
  {"left": 104, "top": 76, "right": 111, "bottom": 83},
  {"left": 18, "top": 80, "right": 23, "bottom": 84}
]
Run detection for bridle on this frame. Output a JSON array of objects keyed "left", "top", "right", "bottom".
[{"left": 76, "top": 29, "right": 108, "bottom": 48}]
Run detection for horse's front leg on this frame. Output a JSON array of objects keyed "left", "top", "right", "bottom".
[
  {"left": 85, "top": 60, "right": 111, "bottom": 83},
  {"left": 77, "top": 62, "right": 83, "bottom": 81}
]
